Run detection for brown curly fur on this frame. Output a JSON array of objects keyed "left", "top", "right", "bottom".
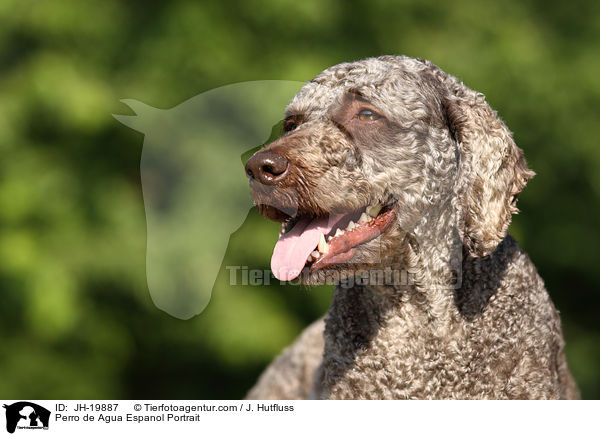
[{"left": 245, "top": 56, "right": 578, "bottom": 399}]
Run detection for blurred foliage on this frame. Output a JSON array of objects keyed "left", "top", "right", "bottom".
[{"left": 0, "top": 0, "right": 598, "bottom": 399}]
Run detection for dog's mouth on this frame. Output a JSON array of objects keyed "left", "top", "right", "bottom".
[{"left": 270, "top": 203, "right": 397, "bottom": 281}]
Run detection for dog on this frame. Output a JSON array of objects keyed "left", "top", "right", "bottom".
[{"left": 244, "top": 56, "right": 578, "bottom": 399}]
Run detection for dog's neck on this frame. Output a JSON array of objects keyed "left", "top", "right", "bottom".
[
  {"left": 319, "top": 233, "right": 519, "bottom": 398},
  {"left": 319, "top": 202, "right": 484, "bottom": 398},
  {"left": 406, "top": 200, "right": 465, "bottom": 322},
  {"left": 371, "top": 198, "right": 464, "bottom": 321}
]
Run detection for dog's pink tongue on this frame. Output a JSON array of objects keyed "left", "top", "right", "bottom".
[{"left": 271, "top": 215, "right": 341, "bottom": 281}]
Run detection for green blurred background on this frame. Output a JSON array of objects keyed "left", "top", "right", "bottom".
[{"left": 1, "top": 0, "right": 599, "bottom": 399}]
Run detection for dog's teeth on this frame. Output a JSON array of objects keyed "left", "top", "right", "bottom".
[
  {"left": 311, "top": 250, "right": 320, "bottom": 259},
  {"left": 358, "top": 212, "right": 370, "bottom": 223},
  {"left": 334, "top": 228, "right": 344, "bottom": 237},
  {"left": 347, "top": 220, "right": 356, "bottom": 230},
  {"left": 366, "top": 203, "right": 382, "bottom": 217},
  {"left": 318, "top": 234, "right": 329, "bottom": 254},
  {"left": 327, "top": 236, "right": 333, "bottom": 242}
]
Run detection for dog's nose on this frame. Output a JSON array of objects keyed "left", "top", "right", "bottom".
[{"left": 245, "top": 151, "right": 289, "bottom": 184}]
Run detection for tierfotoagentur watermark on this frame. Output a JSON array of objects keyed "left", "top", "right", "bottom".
[{"left": 226, "top": 265, "right": 428, "bottom": 288}]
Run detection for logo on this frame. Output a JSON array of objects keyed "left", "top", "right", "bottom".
[
  {"left": 3, "top": 402, "right": 50, "bottom": 434},
  {"left": 113, "top": 81, "right": 303, "bottom": 319}
]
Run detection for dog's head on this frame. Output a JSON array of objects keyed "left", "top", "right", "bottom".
[{"left": 246, "top": 56, "right": 533, "bottom": 285}]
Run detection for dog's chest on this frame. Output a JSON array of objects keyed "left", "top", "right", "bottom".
[
  {"left": 322, "top": 304, "right": 475, "bottom": 399},
  {"left": 320, "top": 287, "right": 561, "bottom": 399}
]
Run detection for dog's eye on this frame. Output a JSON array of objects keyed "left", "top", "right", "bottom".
[
  {"left": 357, "top": 109, "right": 381, "bottom": 122},
  {"left": 283, "top": 119, "right": 297, "bottom": 132},
  {"left": 283, "top": 115, "right": 305, "bottom": 133}
]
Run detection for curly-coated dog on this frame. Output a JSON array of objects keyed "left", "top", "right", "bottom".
[{"left": 243, "top": 55, "right": 578, "bottom": 399}]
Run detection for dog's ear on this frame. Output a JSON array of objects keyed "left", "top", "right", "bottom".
[{"left": 443, "top": 88, "right": 535, "bottom": 257}]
